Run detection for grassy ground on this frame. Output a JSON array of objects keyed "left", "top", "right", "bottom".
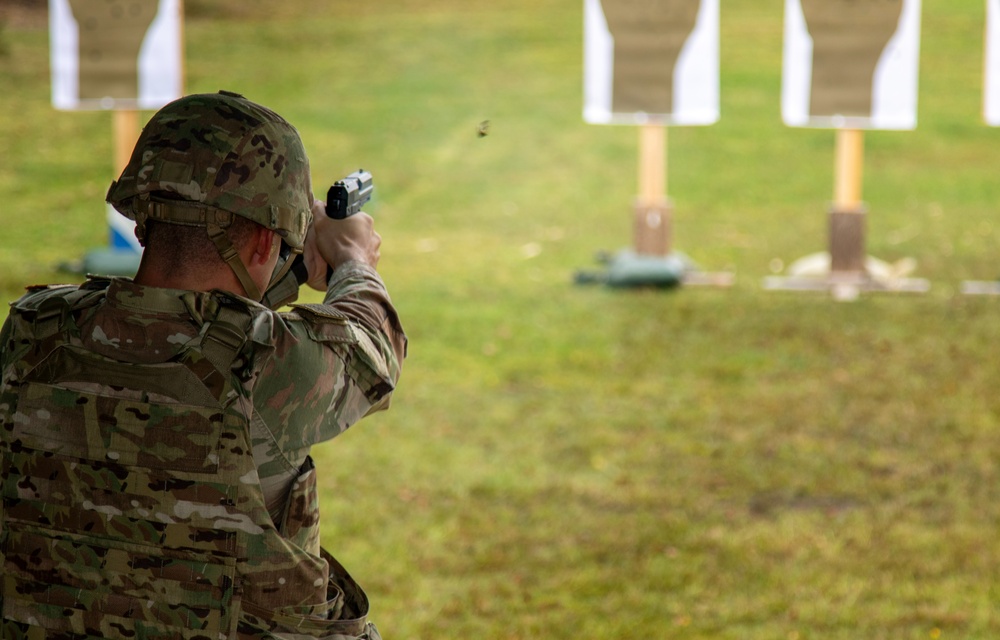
[{"left": 2, "top": 1, "right": 1000, "bottom": 638}]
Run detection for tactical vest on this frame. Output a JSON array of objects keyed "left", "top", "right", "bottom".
[{"left": 0, "top": 280, "right": 380, "bottom": 640}]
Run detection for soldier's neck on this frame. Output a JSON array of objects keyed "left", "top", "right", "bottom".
[{"left": 134, "top": 255, "right": 248, "bottom": 297}]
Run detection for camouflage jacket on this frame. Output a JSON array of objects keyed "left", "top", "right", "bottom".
[{"left": 0, "top": 261, "right": 405, "bottom": 639}]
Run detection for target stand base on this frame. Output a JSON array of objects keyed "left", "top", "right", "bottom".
[
  {"left": 764, "top": 252, "right": 930, "bottom": 301},
  {"left": 765, "top": 207, "right": 929, "bottom": 300},
  {"left": 961, "top": 281, "right": 1000, "bottom": 296},
  {"left": 764, "top": 269, "right": 930, "bottom": 301},
  {"left": 575, "top": 249, "right": 733, "bottom": 289}
]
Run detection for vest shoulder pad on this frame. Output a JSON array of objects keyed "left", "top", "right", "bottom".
[{"left": 11, "top": 281, "right": 108, "bottom": 314}]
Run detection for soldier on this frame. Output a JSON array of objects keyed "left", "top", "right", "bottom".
[{"left": 0, "top": 91, "right": 406, "bottom": 639}]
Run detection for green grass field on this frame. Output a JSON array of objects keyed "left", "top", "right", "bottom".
[{"left": 2, "top": 1, "right": 1000, "bottom": 638}]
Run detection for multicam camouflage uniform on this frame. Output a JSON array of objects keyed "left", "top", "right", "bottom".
[{"left": 0, "top": 92, "right": 406, "bottom": 639}]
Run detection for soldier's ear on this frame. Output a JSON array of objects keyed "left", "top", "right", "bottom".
[{"left": 249, "top": 228, "right": 278, "bottom": 266}]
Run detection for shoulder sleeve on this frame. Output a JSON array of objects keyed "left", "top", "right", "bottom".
[
  {"left": 294, "top": 260, "right": 406, "bottom": 393},
  {"left": 251, "top": 261, "right": 405, "bottom": 451},
  {"left": 319, "top": 261, "right": 406, "bottom": 355}
]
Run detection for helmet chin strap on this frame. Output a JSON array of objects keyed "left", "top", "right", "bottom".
[
  {"left": 206, "top": 222, "right": 263, "bottom": 301},
  {"left": 129, "top": 195, "right": 302, "bottom": 303},
  {"left": 266, "top": 243, "right": 302, "bottom": 288}
]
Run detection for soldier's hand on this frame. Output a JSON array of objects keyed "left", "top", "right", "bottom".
[{"left": 303, "top": 200, "right": 382, "bottom": 290}]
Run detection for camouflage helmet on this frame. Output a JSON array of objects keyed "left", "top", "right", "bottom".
[{"left": 106, "top": 90, "right": 311, "bottom": 249}]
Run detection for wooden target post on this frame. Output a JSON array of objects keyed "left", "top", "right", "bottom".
[
  {"left": 764, "top": 127, "right": 929, "bottom": 299},
  {"left": 607, "top": 123, "right": 732, "bottom": 288},
  {"left": 577, "top": 0, "right": 729, "bottom": 288},
  {"left": 83, "top": 109, "right": 145, "bottom": 275},
  {"left": 829, "top": 128, "right": 866, "bottom": 275},
  {"left": 113, "top": 110, "right": 140, "bottom": 176},
  {"left": 766, "top": 0, "right": 927, "bottom": 299},
  {"left": 107, "top": 107, "right": 143, "bottom": 252},
  {"left": 634, "top": 124, "right": 671, "bottom": 256}
]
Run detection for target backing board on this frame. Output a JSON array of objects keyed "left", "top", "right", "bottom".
[
  {"left": 781, "top": 0, "right": 921, "bottom": 130},
  {"left": 583, "top": 0, "right": 719, "bottom": 126},
  {"left": 50, "top": 0, "right": 182, "bottom": 110}
]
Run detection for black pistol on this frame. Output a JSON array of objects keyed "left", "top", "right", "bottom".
[
  {"left": 327, "top": 169, "right": 373, "bottom": 219},
  {"left": 269, "top": 170, "right": 376, "bottom": 302}
]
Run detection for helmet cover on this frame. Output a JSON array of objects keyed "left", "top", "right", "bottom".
[{"left": 107, "top": 90, "right": 311, "bottom": 249}]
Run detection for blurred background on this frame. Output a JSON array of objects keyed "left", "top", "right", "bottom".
[{"left": 1, "top": 1, "right": 998, "bottom": 638}]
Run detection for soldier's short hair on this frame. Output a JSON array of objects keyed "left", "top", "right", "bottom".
[{"left": 144, "top": 214, "right": 262, "bottom": 273}]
